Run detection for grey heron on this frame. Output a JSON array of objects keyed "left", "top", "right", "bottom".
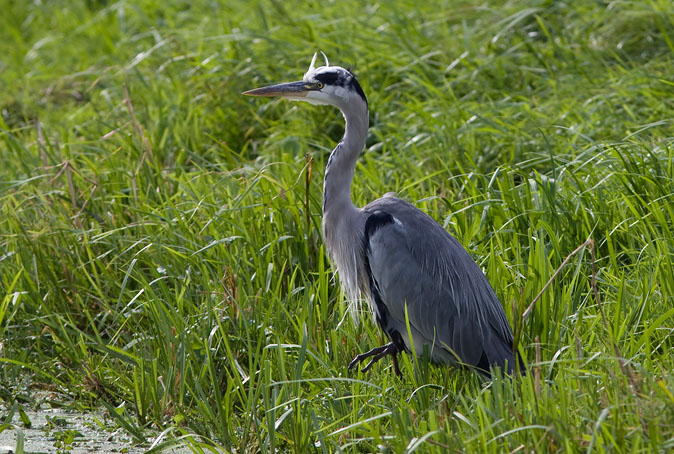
[{"left": 244, "top": 53, "right": 522, "bottom": 377}]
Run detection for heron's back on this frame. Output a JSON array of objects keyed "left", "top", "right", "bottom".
[{"left": 362, "top": 196, "right": 520, "bottom": 375}]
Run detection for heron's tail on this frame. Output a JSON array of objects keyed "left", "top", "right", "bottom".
[{"left": 478, "top": 332, "right": 526, "bottom": 378}]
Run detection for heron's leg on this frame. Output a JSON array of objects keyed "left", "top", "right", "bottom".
[
  {"left": 390, "top": 352, "right": 401, "bottom": 377},
  {"left": 348, "top": 344, "right": 388, "bottom": 369},
  {"left": 348, "top": 342, "right": 401, "bottom": 376}
]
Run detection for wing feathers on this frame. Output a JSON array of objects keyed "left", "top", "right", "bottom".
[{"left": 362, "top": 197, "right": 517, "bottom": 374}]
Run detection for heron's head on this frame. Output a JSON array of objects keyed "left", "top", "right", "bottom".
[{"left": 244, "top": 52, "right": 367, "bottom": 110}]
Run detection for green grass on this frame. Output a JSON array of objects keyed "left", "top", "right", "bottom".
[{"left": 1, "top": 0, "right": 674, "bottom": 452}]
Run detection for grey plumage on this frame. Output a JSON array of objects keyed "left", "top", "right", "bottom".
[
  {"left": 244, "top": 53, "right": 522, "bottom": 377},
  {"left": 362, "top": 196, "right": 517, "bottom": 374}
]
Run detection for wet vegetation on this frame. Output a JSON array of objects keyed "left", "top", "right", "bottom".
[{"left": 1, "top": 0, "right": 674, "bottom": 452}]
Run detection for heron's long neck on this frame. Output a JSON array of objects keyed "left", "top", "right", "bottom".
[{"left": 323, "top": 101, "right": 369, "bottom": 217}]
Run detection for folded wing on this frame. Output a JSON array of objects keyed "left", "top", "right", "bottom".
[{"left": 363, "top": 196, "right": 517, "bottom": 375}]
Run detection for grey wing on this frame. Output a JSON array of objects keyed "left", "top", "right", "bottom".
[{"left": 363, "top": 197, "right": 516, "bottom": 373}]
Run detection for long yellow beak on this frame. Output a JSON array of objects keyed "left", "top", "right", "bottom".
[{"left": 243, "top": 81, "right": 312, "bottom": 98}]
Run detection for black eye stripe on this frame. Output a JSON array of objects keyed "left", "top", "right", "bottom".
[
  {"left": 314, "top": 72, "right": 342, "bottom": 86},
  {"left": 313, "top": 69, "right": 368, "bottom": 106}
]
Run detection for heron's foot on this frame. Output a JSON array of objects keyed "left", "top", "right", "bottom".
[{"left": 348, "top": 342, "right": 401, "bottom": 376}]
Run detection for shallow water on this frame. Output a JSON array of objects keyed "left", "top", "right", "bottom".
[{"left": 0, "top": 406, "right": 193, "bottom": 454}]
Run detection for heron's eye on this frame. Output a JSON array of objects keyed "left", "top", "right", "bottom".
[{"left": 317, "top": 82, "right": 324, "bottom": 89}]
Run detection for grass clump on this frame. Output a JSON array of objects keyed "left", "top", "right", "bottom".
[{"left": 1, "top": 0, "right": 674, "bottom": 452}]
